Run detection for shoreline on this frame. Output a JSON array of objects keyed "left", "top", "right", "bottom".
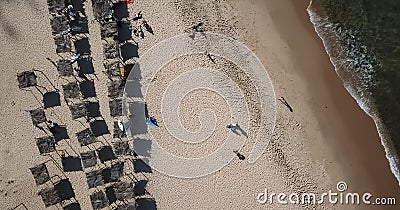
[
  {"left": 290, "top": 0, "right": 400, "bottom": 196},
  {"left": 306, "top": 0, "right": 400, "bottom": 187}
]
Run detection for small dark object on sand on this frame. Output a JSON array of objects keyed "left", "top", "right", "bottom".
[{"left": 278, "top": 97, "right": 293, "bottom": 112}]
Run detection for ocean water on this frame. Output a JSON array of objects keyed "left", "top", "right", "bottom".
[{"left": 306, "top": 0, "right": 400, "bottom": 185}]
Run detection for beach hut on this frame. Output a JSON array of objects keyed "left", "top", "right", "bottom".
[
  {"left": 30, "top": 163, "right": 50, "bottom": 185},
  {"left": 38, "top": 187, "right": 61, "bottom": 207},
  {"left": 90, "top": 190, "right": 109, "bottom": 209},
  {"left": 17, "top": 71, "right": 37, "bottom": 88},
  {"left": 54, "top": 179, "right": 75, "bottom": 201},
  {"left": 91, "top": 0, "right": 113, "bottom": 21},
  {"left": 80, "top": 151, "right": 98, "bottom": 168},
  {"left": 75, "top": 128, "right": 96, "bottom": 146},
  {"left": 110, "top": 161, "right": 124, "bottom": 181}
]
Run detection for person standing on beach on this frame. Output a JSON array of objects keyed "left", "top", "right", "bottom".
[{"left": 227, "top": 123, "right": 238, "bottom": 130}]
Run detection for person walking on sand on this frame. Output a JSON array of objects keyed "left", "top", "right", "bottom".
[
  {"left": 133, "top": 11, "right": 142, "bottom": 21},
  {"left": 47, "top": 120, "right": 59, "bottom": 135},
  {"left": 227, "top": 123, "right": 237, "bottom": 129}
]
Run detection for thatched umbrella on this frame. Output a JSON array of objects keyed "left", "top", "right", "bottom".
[
  {"left": 86, "top": 170, "right": 104, "bottom": 188},
  {"left": 113, "top": 141, "right": 131, "bottom": 156},
  {"left": 109, "top": 98, "right": 123, "bottom": 117},
  {"left": 104, "top": 59, "right": 121, "bottom": 77},
  {"left": 36, "top": 136, "right": 56, "bottom": 154},
  {"left": 47, "top": 0, "right": 65, "bottom": 14},
  {"left": 113, "top": 121, "right": 127, "bottom": 138},
  {"left": 30, "top": 163, "right": 50, "bottom": 185},
  {"left": 29, "top": 108, "right": 47, "bottom": 126},
  {"left": 75, "top": 128, "right": 96, "bottom": 146},
  {"left": 56, "top": 59, "right": 73, "bottom": 76},
  {"left": 54, "top": 34, "right": 72, "bottom": 53},
  {"left": 50, "top": 15, "right": 69, "bottom": 35},
  {"left": 90, "top": 190, "right": 109, "bottom": 209},
  {"left": 80, "top": 151, "right": 97, "bottom": 168},
  {"left": 17, "top": 71, "right": 37, "bottom": 88},
  {"left": 113, "top": 181, "right": 135, "bottom": 201},
  {"left": 38, "top": 187, "right": 61, "bottom": 207},
  {"left": 69, "top": 102, "right": 88, "bottom": 120},
  {"left": 103, "top": 41, "right": 119, "bottom": 59},
  {"left": 107, "top": 79, "right": 125, "bottom": 99}
]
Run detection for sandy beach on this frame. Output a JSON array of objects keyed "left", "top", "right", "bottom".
[{"left": 0, "top": 0, "right": 399, "bottom": 210}]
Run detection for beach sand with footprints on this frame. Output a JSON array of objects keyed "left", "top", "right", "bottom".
[{"left": 1, "top": 0, "right": 399, "bottom": 210}]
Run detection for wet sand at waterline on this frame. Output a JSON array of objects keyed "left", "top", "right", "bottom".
[{"left": 0, "top": 0, "right": 399, "bottom": 210}]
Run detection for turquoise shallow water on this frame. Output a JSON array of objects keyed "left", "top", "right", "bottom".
[{"left": 308, "top": 0, "right": 400, "bottom": 183}]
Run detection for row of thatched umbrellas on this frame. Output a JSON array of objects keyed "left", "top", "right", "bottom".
[{"left": 15, "top": 0, "right": 155, "bottom": 209}]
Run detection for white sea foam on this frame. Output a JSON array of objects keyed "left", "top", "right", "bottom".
[{"left": 306, "top": 0, "right": 400, "bottom": 186}]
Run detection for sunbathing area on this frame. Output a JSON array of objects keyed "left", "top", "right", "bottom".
[{"left": 9, "top": 0, "right": 155, "bottom": 209}]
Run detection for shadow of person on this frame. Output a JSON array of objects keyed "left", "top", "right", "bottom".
[
  {"left": 231, "top": 127, "right": 240, "bottom": 136},
  {"left": 230, "top": 124, "right": 248, "bottom": 138},
  {"left": 236, "top": 124, "right": 248, "bottom": 138},
  {"left": 233, "top": 150, "right": 245, "bottom": 160},
  {"left": 143, "top": 22, "right": 153, "bottom": 34}
]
